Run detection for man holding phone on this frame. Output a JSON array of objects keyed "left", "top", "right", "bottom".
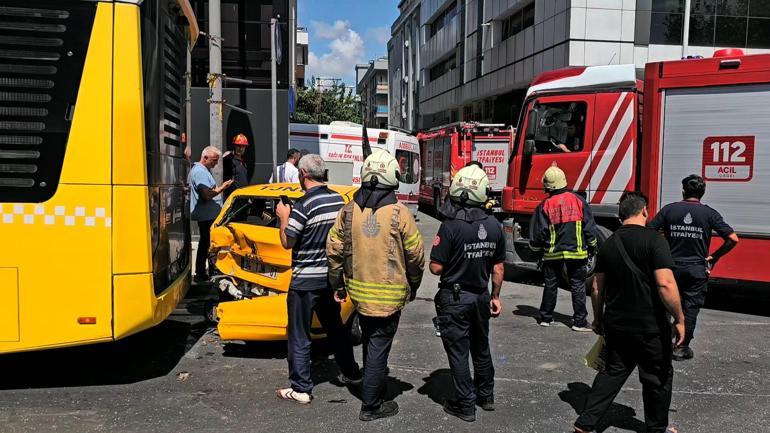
[{"left": 274, "top": 154, "right": 362, "bottom": 404}]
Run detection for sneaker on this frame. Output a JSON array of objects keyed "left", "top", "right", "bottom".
[
  {"left": 337, "top": 373, "right": 363, "bottom": 387},
  {"left": 476, "top": 396, "right": 494, "bottom": 411},
  {"left": 538, "top": 320, "right": 552, "bottom": 327},
  {"left": 443, "top": 400, "right": 476, "bottom": 422},
  {"left": 359, "top": 401, "right": 399, "bottom": 421},
  {"left": 571, "top": 325, "right": 594, "bottom": 332},
  {"left": 275, "top": 388, "right": 312, "bottom": 404},
  {"left": 672, "top": 346, "right": 694, "bottom": 361}
]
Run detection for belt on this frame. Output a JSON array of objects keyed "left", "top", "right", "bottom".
[{"left": 438, "top": 283, "right": 487, "bottom": 293}]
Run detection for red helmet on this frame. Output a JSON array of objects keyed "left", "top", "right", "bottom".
[{"left": 232, "top": 133, "right": 249, "bottom": 146}]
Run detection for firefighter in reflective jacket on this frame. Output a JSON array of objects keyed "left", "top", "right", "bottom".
[
  {"left": 429, "top": 165, "right": 506, "bottom": 422},
  {"left": 530, "top": 166, "right": 598, "bottom": 331},
  {"left": 327, "top": 149, "right": 425, "bottom": 422}
]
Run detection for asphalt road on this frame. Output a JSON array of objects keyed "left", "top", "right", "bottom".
[{"left": 1, "top": 212, "right": 769, "bottom": 433}]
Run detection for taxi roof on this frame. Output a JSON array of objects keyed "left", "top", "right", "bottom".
[{"left": 229, "top": 183, "right": 358, "bottom": 200}]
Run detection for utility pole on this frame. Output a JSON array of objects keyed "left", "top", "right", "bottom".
[
  {"left": 271, "top": 17, "right": 279, "bottom": 182},
  {"left": 682, "top": 0, "right": 692, "bottom": 57},
  {"left": 208, "top": 0, "right": 223, "bottom": 183}
]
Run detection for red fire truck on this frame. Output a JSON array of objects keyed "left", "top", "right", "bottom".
[
  {"left": 502, "top": 49, "right": 770, "bottom": 287},
  {"left": 417, "top": 122, "right": 513, "bottom": 214}
]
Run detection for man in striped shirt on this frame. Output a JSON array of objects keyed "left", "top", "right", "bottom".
[{"left": 274, "top": 154, "right": 362, "bottom": 404}]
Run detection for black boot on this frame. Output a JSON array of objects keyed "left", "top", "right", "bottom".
[
  {"left": 477, "top": 395, "right": 495, "bottom": 411},
  {"left": 672, "top": 346, "right": 694, "bottom": 361},
  {"left": 443, "top": 400, "right": 476, "bottom": 422},
  {"left": 359, "top": 401, "right": 399, "bottom": 421}
]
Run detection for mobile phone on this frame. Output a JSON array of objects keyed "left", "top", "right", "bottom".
[{"left": 280, "top": 195, "right": 290, "bottom": 206}]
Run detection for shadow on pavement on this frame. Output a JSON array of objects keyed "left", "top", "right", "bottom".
[
  {"left": 0, "top": 282, "right": 212, "bottom": 390},
  {"left": 559, "top": 382, "right": 646, "bottom": 433},
  {"left": 705, "top": 281, "right": 770, "bottom": 317},
  {"left": 416, "top": 368, "right": 454, "bottom": 406},
  {"left": 513, "top": 304, "right": 574, "bottom": 327}
]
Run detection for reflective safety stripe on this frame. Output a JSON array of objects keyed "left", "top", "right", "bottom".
[
  {"left": 548, "top": 225, "right": 556, "bottom": 254},
  {"left": 347, "top": 286, "right": 406, "bottom": 300},
  {"left": 407, "top": 274, "right": 421, "bottom": 282},
  {"left": 576, "top": 220, "right": 583, "bottom": 252},
  {"left": 348, "top": 296, "right": 405, "bottom": 307},
  {"left": 543, "top": 250, "right": 589, "bottom": 260},
  {"left": 347, "top": 278, "right": 406, "bottom": 290},
  {"left": 329, "top": 226, "right": 343, "bottom": 240},
  {"left": 403, "top": 231, "right": 420, "bottom": 249}
]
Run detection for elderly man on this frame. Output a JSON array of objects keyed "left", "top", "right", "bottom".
[
  {"left": 274, "top": 154, "right": 362, "bottom": 404},
  {"left": 189, "top": 146, "right": 233, "bottom": 283}
]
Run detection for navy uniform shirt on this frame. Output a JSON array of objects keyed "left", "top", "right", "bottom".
[
  {"left": 649, "top": 200, "right": 734, "bottom": 265},
  {"left": 223, "top": 153, "right": 249, "bottom": 199},
  {"left": 430, "top": 215, "right": 506, "bottom": 292},
  {"left": 285, "top": 185, "right": 345, "bottom": 291}
]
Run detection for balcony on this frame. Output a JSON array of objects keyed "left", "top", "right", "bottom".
[{"left": 375, "top": 105, "right": 389, "bottom": 117}]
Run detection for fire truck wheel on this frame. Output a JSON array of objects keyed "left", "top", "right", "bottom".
[
  {"left": 584, "top": 225, "right": 614, "bottom": 292},
  {"left": 433, "top": 189, "right": 441, "bottom": 216}
]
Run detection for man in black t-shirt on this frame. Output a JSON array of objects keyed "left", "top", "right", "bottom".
[
  {"left": 430, "top": 165, "right": 505, "bottom": 422},
  {"left": 574, "top": 192, "right": 685, "bottom": 433},
  {"left": 649, "top": 174, "right": 739, "bottom": 361}
]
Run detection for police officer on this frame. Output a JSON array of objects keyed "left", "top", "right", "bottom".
[
  {"left": 649, "top": 174, "right": 739, "bottom": 361},
  {"left": 223, "top": 133, "right": 250, "bottom": 199},
  {"left": 429, "top": 165, "right": 505, "bottom": 422},
  {"left": 530, "top": 166, "right": 598, "bottom": 331}
]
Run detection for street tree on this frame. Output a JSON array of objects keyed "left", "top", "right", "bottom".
[{"left": 293, "top": 78, "right": 361, "bottom": 125}]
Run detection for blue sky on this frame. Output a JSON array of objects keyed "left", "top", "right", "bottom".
[{"left": 298, "top": 0, "right": 400, "bottom": 86}]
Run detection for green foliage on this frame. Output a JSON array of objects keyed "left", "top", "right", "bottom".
[{"left": 293, "top": 78, "right": 361, "bottom": 124}]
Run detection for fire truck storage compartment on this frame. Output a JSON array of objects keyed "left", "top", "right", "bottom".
[{"left": 659, "top": 84, "right": 770, "bottom": 236}]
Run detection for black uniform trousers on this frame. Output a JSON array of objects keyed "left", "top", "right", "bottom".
[
  {"left": 576, "top": 329, "right": 674, "bottom": 433},
  {"left": 673, "top": 263, "right": 709, "bottom": 345},
  {"left": 539, "top": 259, "right": 588, "bottom": 327},
  {"left": 287, "top": 289, "right": 361, "bottom": 394},
  {"left": 359, "top": 311, "right": 401, "bottom": 411},
  {"left": 195, "top": 219, "right": 214, "bottom": 277},
  {"left": 435, "top": 288, "right": 494, "bottom": 407}
]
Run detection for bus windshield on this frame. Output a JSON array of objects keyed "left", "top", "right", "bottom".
[{"left": 396, "top": 149, "right": 419, "bottom": 184}]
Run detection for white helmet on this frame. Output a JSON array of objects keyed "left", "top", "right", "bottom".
[
  {"left": 542, "top": 166, "right": 567, "bottom": 191},
  {"left": 361, "top": 149, "right": 400, "bottom": 188},
  {"left": 449, "top": 165, "right": 490, "bottom": 205}
]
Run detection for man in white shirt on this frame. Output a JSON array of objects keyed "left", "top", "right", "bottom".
[{"left": 270, "top": 148, "right": 301, "bottom": 183}]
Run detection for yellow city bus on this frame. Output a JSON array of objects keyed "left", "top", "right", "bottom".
[{"left": 0, "top": 0, "right": 198, "bottom": 353}]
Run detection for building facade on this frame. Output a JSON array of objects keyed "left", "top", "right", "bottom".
[
  {"left": 389, "top": 0, "right": 422, "bottom": 132},
  {"left": 189, "top": 0, "right": 296, "bottom": 184},
  {"left": 355, "top": 57, "right": 390, "bottom": 129},
  {"left": 389, "top": 0, "right": 770, "bottom": 132},
  {"left": 296, "top": 26, "right": 308, "bottom": 88}
]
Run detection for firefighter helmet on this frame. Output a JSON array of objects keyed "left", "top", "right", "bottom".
[
  {"left": 361, "top": 149, "right": 400, "bottom": 188},
  {"left": 232, "top": 133, "right": 249, "bottom": 146},
  {"left": 542, "top": 166, "right": 567, "bottom": 191},
  {"left": 449, "top": 165, "right": 490, "bottom": 205}
]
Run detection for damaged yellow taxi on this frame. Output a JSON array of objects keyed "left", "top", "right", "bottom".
[{"left": 208, "top": 183, "right": 360, "bottom": 343}]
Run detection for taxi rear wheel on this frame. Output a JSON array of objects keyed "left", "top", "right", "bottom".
[{"left": 347, "top": 312, "right": 362, "bottom": 346}]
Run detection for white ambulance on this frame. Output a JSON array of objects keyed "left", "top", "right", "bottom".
[{"left": 289, "top": 122, "right": 420, "bottom": 215}]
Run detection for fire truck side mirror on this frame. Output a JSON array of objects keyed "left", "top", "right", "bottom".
[{"left": 524, "top": 139, "right": 536, "bottom": 157}]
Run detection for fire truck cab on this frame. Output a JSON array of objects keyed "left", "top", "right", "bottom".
[{"left": 503, "top": 50, "right": 770, "bottom": 287}]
